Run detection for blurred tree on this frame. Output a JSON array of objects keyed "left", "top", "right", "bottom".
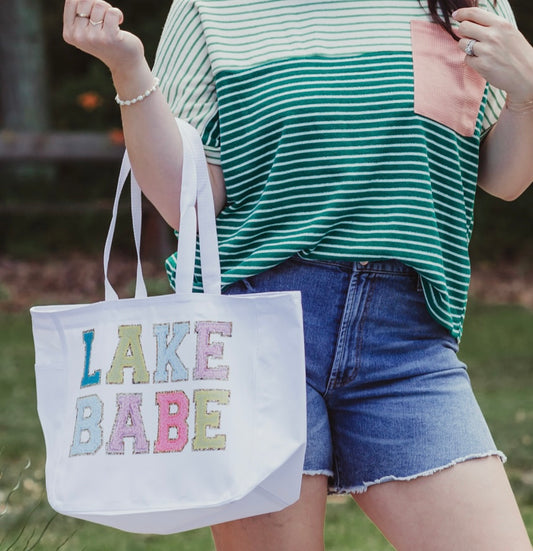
[{"left": 0, "top": 0, "right": 49, "bottom": 131}]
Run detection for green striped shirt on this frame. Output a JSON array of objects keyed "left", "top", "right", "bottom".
[{"left": 153, "top": 0, "right": 515, "bottom": 339}]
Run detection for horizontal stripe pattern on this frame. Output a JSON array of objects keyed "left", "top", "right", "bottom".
[{"left": 154, "top": 0, "right": 516, "bottom": 339}]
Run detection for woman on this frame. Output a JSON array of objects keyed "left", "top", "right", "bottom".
[{"left": 63, "top": 0, "right": 533, "bottom": 548}]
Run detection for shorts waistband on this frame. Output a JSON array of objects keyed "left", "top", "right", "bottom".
[{"left": 294, "top": 254, "right": 417, "bottom": 276}]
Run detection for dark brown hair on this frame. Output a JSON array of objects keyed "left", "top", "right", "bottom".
[{"left": 428, "top": 0, "right": 495, "bottom": 39}]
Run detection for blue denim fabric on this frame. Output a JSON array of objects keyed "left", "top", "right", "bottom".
[{"left": 224, "top": 256, "right": 504, "bottom": 494}]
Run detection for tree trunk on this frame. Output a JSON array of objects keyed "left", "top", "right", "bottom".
[{"left": 0, "top": 0, "right": 49, "bottom": 131}]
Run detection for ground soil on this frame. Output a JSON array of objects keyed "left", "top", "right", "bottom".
[
  {"left": 0, "top": 254, "right": 167, "bottom": 312},
  {"left": 0, "top": 254, "right": 532, "bottom": 312}
]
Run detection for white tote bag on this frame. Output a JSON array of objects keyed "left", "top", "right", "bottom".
[{"left": 30, "top": 119, "right": 307, "bottom": 535}]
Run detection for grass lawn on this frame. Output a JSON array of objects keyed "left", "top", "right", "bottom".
[{"left": 0, "top": 301, "right": 532, "bottom": 550}]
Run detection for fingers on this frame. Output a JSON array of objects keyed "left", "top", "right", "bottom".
[
  {"left": 64, "top": 0, "right": 94, "bottom": 41},
  {"left": 89, "top": 2, "right": 106, "bottom": 28},
  {"left": 73, "top": 0, "right": 94, "bottom": 26},
  {"left": 63, "top": 0, "right": 78, "bottom": 27},
  {"left": 453, "top": 7, "right": 506, "bottom": 48},
  {"left": 62, "top": 0, "right": 143, "bottom": 73},
  {"left": 64, "top": 0, "right": 118, "bottom": 29},
  {"left": 452, "top": 7, "right": 501, "bottom": 26},
  {"left": 103, "top": 7, "right": 124, "bottom": 33},
  {"left": 64, "top": 0, "right": 89, "bottom": 44},
  {"left": 455, "top": 19, "right": 489, "bottom": 42},
  {"left": 457, "top": 37, "right": 483, "bottom": 58},
  {"left": 64, "top": 0, "right": 122, "bottom": 45},
  {"left": 453, "top": 7, "right": 514, "bottom": 59},
  {"left": 454, "top": 17, "right": 487, "bottom": 59},
  {"left": 90, "top": 2, "right": 124, "bottom": 30},
  {"left": 452, "top": 8, "right": 533, "bottom": 99}
]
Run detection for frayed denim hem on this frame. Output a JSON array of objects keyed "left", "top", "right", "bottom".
[
  {"left": 304, "top": 469, "right": 334, "bottom": 477},
  {"left": 330, "top": 450, "right": 507, "bottom": 495}
]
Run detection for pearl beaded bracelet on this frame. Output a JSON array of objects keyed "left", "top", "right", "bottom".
[{"left": 115, "top": 77, "right": 160, "bottom": 107}]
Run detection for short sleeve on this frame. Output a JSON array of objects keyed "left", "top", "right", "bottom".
[
  {"left": 152, "top": 0, "right": 221, "bottom": 164},
  {"left": 479, "top": 0, "right": 517, "bottom": 135}
]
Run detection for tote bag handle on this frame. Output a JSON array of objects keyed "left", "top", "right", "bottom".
[
  {"left": 103, "top": 118, "right": 222, "bottom": 301},
  {"left": 103, "top": 150, "right": 147, "bottom": 301},
  {"left": 174, "top": 119, "right": 221, "bottom": 295}
]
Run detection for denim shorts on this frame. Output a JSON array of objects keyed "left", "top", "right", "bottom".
[{"left": 224, "top": 256, "right": 505, "bottom": 494}]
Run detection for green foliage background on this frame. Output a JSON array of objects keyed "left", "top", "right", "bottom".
[{"left": 0, "top": 0, "right": 532, "bottom": 261}]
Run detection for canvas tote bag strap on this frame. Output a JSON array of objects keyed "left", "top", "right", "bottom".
[
  {"left": 103, "top": 120, "right": 221, "bottom": 300},
  {"left": 103, "top": 150, "right": 147, "bottom": 301},
  {"left": 175, "top": 119, "right": 221, "bottom": 295}
]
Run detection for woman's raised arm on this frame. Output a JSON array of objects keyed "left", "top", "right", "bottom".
[{"left": 62, "top": 0, "right": 226, "bottom": 229}]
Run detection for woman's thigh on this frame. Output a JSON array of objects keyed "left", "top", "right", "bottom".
[
  {"left": 211, "top": 474, "right": 328, "bottom": 551},
  {"left": 354, "top": 456, "right": 531, "bottom": 550}
]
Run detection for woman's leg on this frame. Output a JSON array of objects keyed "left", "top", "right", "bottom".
[
  {"left": 354, "top": 456, "right": 531, "bottom": 550},
  {"left": 211, "top": 474, "right": 328, "bottom": 551}
]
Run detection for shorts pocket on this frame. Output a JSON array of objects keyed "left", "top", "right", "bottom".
[{"left": 410, "top": 20, "right": 486, "bottom": 137}]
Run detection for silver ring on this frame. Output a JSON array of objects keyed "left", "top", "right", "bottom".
[
  {"left": 465, "top": 39, "right": 477, "bottom": 57},
  {"left": 89, "top": 19, "right": 104, "bottom": 26},
  {"left": 76, "top": 13, "right": 90, "bottom": 18}
]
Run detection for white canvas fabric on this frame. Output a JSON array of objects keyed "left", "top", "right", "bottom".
[{"left": 30, "top": 120, "right": 306, "bottom": 535}]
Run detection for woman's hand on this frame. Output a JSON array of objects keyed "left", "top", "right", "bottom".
[
  {"left": 454, "top": 8, "right": 533, "bottom": 200},
  {"left": 454, "top": 7, "right": 533, "bottom": 105},
  {"left": 63, "top": 0, "right": 145, "bottom": 76}
]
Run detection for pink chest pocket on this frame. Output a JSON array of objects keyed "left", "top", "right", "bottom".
[{"left": 410, "top": 20, "right": 486, "bottom": 137}]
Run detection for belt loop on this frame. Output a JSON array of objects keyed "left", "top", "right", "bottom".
[{"left": 417, "top": 274, "right": 423, "bottom": 293}]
